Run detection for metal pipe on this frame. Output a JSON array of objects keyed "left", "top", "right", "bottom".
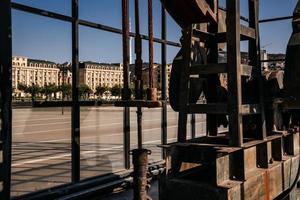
[
  {"left": 137, "top": 107, "right": 143, "bottom": 149},
  {"left": 161, "top": 6, "right": 168, "bottom": 154},
  {"left": 134, "top": 0, "right": 143, "bottom": 100},
  {"left": 123, "top": 107, "right": 131, "bottom": 169},
  {"left": 122, "top": 0, "right": 130, "bottom": 100},
  {"left": 191, "top": 114, "right": 196, "bottom": 138},
  {"left": 132, "top": 149, "right": 150, "bottom": 200},
  {"left": 148, "top": 0, "right": 154, "bottom": 89},
  {"left": 71, "top": 0, "right": 80, "bottom": 182},
  {"left": 0, "top": 0, "right": 12, "bottom": 198},
  {"left": 259, "top": 16, "right": 293, "bottom": 23}
]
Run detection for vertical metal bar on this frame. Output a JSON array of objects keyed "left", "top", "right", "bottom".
[
  {"left": 248, "top": 0, "right": 267, "bottom": 139},
  {"left": 227, "top": 0, "right": 243, "bottom": 147},
  {"left": 177, "top": 27, "right": 192, "bottom": 142},
  {"left": 191, "top": 114, "right": 196, "bottom": 139},
  {"left": 122, "top": 0, "right": 131, "bottom": 169},
  {"left": 71, "top": 0, "right": 80, "bottom": 182},
  {"left": 206, "top": 0, "right": 219, "bottom": 136},
  {"left": 124, "top": 107, "right": 130, "bottom": 169},
  {"left": 148, "top": 0, "right": 154, "bottom": 89},
  {"left": 0, "top": 0, "right": 12, "bottom": 198},
  {"left": 122, "top": 0, "right": 131, "bottom": 100},
  {"left": 161, "top": 6, "right": 167, "bottom": 152},
  {"left": 134, "top": 0, "right": 143, "bottom": 100},
  {"left": 134, "top": 0, "right": 143, "bottom": 149}
]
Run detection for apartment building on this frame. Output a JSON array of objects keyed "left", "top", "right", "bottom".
[
  {"left": 79, "top": 62, "right": 123, "bottom": 91},
  {"left": 12, "top": 56, "right": 60, "bottom": 96}
]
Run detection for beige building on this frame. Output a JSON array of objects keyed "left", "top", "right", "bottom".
[
  {"left": 12, "top": 56, "right": 60, "bottom": 96},
  {"left": 141, "top": 63, "right": 172, "bottom": 97},
  {"left": 79, "top": 62, "right": 123, "bottom": 91}
]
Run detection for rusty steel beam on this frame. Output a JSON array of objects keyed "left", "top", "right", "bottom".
[
  {"left": 148, "top": 0, "right": 154, "bottom": 89},
  {"left": 121, "top": 0, "right": 131, "bottom": 100},
  {"left": 132, "top": 149, "right": 151, "bottom": 200},
  {"left": 147, "top": 0, "right": 157, "bottom": 101},
  {"left": 71, "top": 0, "right": 80, "bottom": 182}
]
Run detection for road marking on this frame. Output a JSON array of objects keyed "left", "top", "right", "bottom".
[
  {"left": 13, "top": 117, "right": 180, "bottom": 135},
  {"left": 11, "top": 137, "right": 181, "bottom": 167},
  {"left": 29, "top": 122, "right": 205, "bottom": 143}
]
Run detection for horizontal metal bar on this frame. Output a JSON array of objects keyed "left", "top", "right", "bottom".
[
  {"left": 189, "top": 63, "right": 227, "bottom": 75},
  {"left": 11, "top": 2, "right": 181, "bottom": 47},
  {"left": 219, "top": 6, "right": 292, "bottom": 24},
  {"left": 11, "top": 2, "right": 73, "bottom": 22},
  {"left": 259, "top": 16, "right": 293, "bottom": 23},
  {"left": 12, "top": 170, "right": 132, "bottom": 200},
  {"left": 261, "top": 59, "right": 285, "bottom": 63}
]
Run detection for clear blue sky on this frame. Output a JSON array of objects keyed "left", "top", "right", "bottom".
[{"left": 12, "top": 0, "right": 298, "bottom": 63}]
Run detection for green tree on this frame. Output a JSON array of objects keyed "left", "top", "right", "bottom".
[
  {"left": 41, "top": 83, "right": 58, "bottom": 101},
  {"left": 18, "top": 83, "right": 27, "bottom": 92},
  {"left": 79, "top": 84, "right": 93, "bottom": 100},
  {"left": 59, "top": 84, "right": 72, "bottom": 100},
  {"left": 95, "top": 85, "right": 108, "bottom": 99},
  {"left": 110, "top": 84, "right": 122, "bottom": 98},
  {"left": 25, "top": 84, "right": 40, "bottom": 104}
]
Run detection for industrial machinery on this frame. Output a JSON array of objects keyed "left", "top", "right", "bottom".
[{"left": 159, "top": 0, "right": 300, "bottom": 199}]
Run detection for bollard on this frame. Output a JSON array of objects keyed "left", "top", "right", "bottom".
[{"left": 132, "top": 149, "right": 151, "bottom": 200}]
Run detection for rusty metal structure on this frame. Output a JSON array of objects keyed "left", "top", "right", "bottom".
[{"left": 159, "top": 0, "right": 300, "bottom": 200}]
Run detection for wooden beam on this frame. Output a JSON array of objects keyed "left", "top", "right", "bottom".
[
  {"left": 189, "top": 63, "right": 227, "bottom": 75},
  {"left": 177, "top": 26, "right": 192, "bottom": 142},
  {"left": 227, "top": 0, "right": 243, "bottom": 147},
  {"left": 248, "top": 0, "right": 267, "bottom": 140},
  {"left": 240, "top": 25, "right": 256, "bottom": 39}
]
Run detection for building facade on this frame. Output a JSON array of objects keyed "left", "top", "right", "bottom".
[
  {"left": 12, "top": 56, "right": 60, "bottom": 96},
  {"left": 141, "top": 63, "right": 172, "bottom": 97},
  {"left": 79, "top": 62, "right": 123, "bottom": 91}
]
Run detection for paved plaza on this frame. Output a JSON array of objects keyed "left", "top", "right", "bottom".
[{"left": 11, "top": 106, "right": 208, "bottom": 197}]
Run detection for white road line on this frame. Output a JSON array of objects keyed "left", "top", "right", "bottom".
[
  {"left": 11, "top": 138, "right": 179, "bottom": 167},
  {"left": 12, "top": 117, "right": 124, "bottom": 128},
  {"left": 24, "top": 122, "right": 205, "bottom": 143},
  {"left": 13, "top": 117, "right": 71, "bottom": 123},
  {"left": 13, "top": 117, "right": 180, "bottom": 135}
]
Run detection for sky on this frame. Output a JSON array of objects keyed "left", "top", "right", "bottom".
[{"left": 11, "top": 0, "right": 298, "bottom": 64}]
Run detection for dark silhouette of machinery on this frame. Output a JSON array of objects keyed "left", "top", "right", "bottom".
[{"left": 159, "top": 0, "right": 300, "bottom": 199}]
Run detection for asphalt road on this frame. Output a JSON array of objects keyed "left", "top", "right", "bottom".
[{"left": 11, "top": 106, "right": 208, "bottom": 197}]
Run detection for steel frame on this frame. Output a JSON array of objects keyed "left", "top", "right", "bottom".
[
  {"left": 0, "top": 1, "right": 295, "bottom": 199},
  {"left": 0, "top": 1, "right": 12, "bottom": 199}
]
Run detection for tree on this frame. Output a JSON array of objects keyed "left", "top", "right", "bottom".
[
  {"left": 79, "top": 84, "right": 93, "bottom": 100},
  {"left": 95, "top": 85, "right": 108, "bottom": 99},
  {"left": 41, "top": 83, "right": 58, "bottom": 101},
  {"left": 59, "top": 84, "right": 72, "bottom": 100},
  {"left": 110, "top": 84, "right": 122, "bottom": 98},
  {"left": 25, "top": 84, "right": 40, "bottom": 104},
  {"left": 18, "top": 83, "right": 27, "bottom": 92}
]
